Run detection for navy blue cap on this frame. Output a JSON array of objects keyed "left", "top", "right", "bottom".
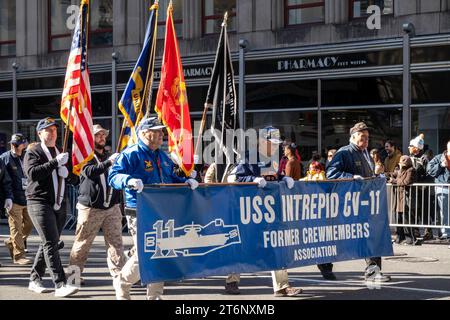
[
  {"left": 36, "top": 117, "right": 58, "bottom": 132},
  {"left": 138, "top": 117, "right": 165, "bottom": 131},
  {"left": 9, "top": 133, "right": 27, "bottom": 145}
]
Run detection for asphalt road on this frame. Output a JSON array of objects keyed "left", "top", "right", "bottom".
[{"left": 1, "top": 224, "right": 450, "bottom": 300}]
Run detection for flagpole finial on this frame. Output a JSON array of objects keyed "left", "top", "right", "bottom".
[
  {"left": 150, "top": 0, "right": 159, "bottom": 10},
  {"left": 222, "top": 12, "right": 228, "bottom": 27}
]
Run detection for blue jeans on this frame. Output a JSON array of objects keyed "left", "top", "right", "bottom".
[{"left": 436, "top": 188, "right": 450, "bottom": 234}]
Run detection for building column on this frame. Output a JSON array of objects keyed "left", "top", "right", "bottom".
[
  {"left": 15, "top": 0, "right": 26, "bottom": 57},
  {"left": 271, "top": 0, "right": 284, "bottom": 30},
  {"left": 126, "top": 0, "right": 141, "bottom": 46},
  {"left": 237, "top": 0, "right": 253, "bottom": 33},
  {"left": 113, "top": 0, "right": 127, "bottom": 47},
  {"left": 394, "top": 0, "right": 418, "bottom": 17},
  {"left": 325, "top": 0, "right": 348, "bottom": 24},
  {"left": 184, "top": 0, "right": 202, "bottom": 39}
]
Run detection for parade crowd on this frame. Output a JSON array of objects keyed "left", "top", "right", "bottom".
[{"left": 1, "top": 117, "right": 450, "bottom": 300}]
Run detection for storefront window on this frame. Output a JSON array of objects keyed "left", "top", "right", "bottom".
[
  {"left": 18, "top": 96, "right": 61, "bottom": 120},
  {"left": 412, "top": 72, "right": 450, "bottom": 105},
  {"left": 350, "top": 0, "right": 393, "bottom": 18},
  {"left": 203, "top": 0, "right": 236, "bottom": 34},
  {"left": 91, "top": 92, "right": 112, "bottom": 117},
  {"left": 157, "top": 0, "right": 182, "bottom": 38},
  {"left": 17, "top": 120, "right": 64, "bottom": 146},
  {"left": 49, "top": 0, "right": 113, "bottom": 51},
  {"left": 322, "top": 76, "right": 402, "bottom": 106},
  {"left": 247, "top": 81, "right": 317, "bottom": 110},
  {"left": 285, "top": 0, "right": 325, "bottom": 26},
  {"left": 322, "top": 108, "right": 403, "bottom": 155},
  {"left": 246, "top": 110, "right": 318, "bottom": 165},
  {"left": 0, "top": 1, "right": 16, "bottom": 56},
  {"left": 0, "top": 122, "right": 12, "bottom": 154},
  {"left": 0, "top": 99, "right": 13, "bottom": 120},
  {"left": 412, "top": 107, "right": 450, "bottom": 156}
]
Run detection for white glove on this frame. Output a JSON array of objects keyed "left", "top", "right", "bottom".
[
  {"left": 108, "top": 153, "right": 120, "bottom": 164},
  {"left": 353, "top": 175, "right": 364, "bottom": 180},
  {"left": 56, "top": 153, "right": 69, "bottom": 166},
  {"left": 189, "top": 170, "right": 197, "bottom": 179},
  {"left": 441, "top": 155, "right": 447, "bottom": 168},
  {"left": 282, "top": 176, "right": 295, "bottom": 189},
  {"left": 4, "top": 198, "right": 12, "bottom": 211},
  {"left": 128, "top": 178, "right": 144, "bottom": 193},
  {"left": 254, "top": 177, "right": 267, "bottom": 188},
  {"left": 57, "top": 166, "right": 69, "bottom": 178},
  {"left": 186, "top": 179, "right": 199, "bottom": 190}
]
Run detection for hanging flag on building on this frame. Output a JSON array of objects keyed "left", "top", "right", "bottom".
[
  {"left": 60, "top": 0, "right": 94, "bottom": 175},
  {"left": 155, "top": 2, "right": 194, "bottom": 176},
  {"left": 118, "top": 2, "right": 159, "bottom": 151},
  {"left": 205, "top": 12, "right": 239, "bottom": 182}
]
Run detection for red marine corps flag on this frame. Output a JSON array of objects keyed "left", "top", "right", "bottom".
[
  {"left": 155, "top": 1, "right": 194, "bottom": 176},
  {"left": 60, "top": 0, "right": 94, "bottom": 176}
]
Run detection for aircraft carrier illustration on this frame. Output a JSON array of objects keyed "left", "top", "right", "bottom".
[{"left": 143, "top": 219, "right": 241, "bottom": 259}]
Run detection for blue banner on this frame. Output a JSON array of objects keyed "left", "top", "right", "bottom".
[{"left": 137, "top": 178, "right": 393, "bottom": 284}]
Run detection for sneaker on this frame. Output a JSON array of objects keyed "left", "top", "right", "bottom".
[
  {"left": 320, "top": 270, "right": 337, "bottom": 280},
  {"left": 28, "top": 280, "right": 51, "bottom": 294},
  {"left": 224, "top": 281, "right": 240, "bottom": 295},
  {"left": 274, "top": 286, "right": 302, "bottom": 297},
  {"left": 55, "top": 284, "right": 79, "bottom": 298},
  {"left": 365, "top": 272, "right": 391, "bottom": 282},
  {"left": 4, "top": 240, "right": 13, "bottom": 259},
  {"left": 113, "top": 277, "right": 131, "bottom": 300},
  {"left": 439, "top": 233, "right": 449, "bottom": 240},
  {"left": 14, "top": 257, "right": 32, "bottom": 265}
]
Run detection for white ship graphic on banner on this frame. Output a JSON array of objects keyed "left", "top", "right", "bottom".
[{"left": 144, "top": 219, "right": 241, "bottom": 259}]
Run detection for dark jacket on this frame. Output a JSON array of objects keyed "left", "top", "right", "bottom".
[
  {"left": 389, "top": 167, "right": 417, "bottom": 213},
  {"left": 0, "top": 150, "right": 27, "bottom": 206},
  {"left": 78, "top": 150, "right": 120, "bottom": 209},
  {"left": 326, "top": 143, "right": 374, "bottom": 179},
  {"left": 427, "top": 153, "right": 450, "bottom": 184},
  {"left": 410, "top": 151, "right": 432, "bottom": 183},
  {"left": 23, "top": 143, "right": 63, "bottom": 205},
  {"left": 0, "top": 158, "right": 12, "bottom": 207},
  {"left": 231, "top": 151, "right": 282, "bottom": 182}
]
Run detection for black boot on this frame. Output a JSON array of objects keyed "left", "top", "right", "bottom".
[{"left": 317, "top": 263, "right": 336, "bottom": 280}]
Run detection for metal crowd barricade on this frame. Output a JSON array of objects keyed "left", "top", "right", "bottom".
[
  {"left": 64, "top": 184, "right": 79, "bottom": 230},
  {"left": 387, "top": 183, "right": 450, "bottom": 230}
]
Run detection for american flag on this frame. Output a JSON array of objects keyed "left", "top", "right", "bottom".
[{"left": 60, "top": 0, "right": 94, "bottom": 175}]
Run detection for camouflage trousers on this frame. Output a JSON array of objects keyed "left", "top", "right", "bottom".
[{"left": 69, "top": 203, "right": 125, "bottom": 278}]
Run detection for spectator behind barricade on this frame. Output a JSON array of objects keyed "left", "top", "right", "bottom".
[
  {"left": 387, "top": 155, "right": 418, "bottom": 245},
  {"left": 326, "top": 122, "right": 391, "bottom": 283},
  {"left": 378, "top": 140, "right": 388, "bottom": 163},
  {"left": 384, "top": 140, "right": 402, "bottom": 173},
  {"left": 282, "top": 143, "right": 302, "bottom": 180},
  {"left": 427, "top": 139, "right": 450, "bottom": 240},
  {"left": 300, "top": 160, "right": 336, "bottom": 280},
  {"left": 301, "top": 161, "right": 326, "bottom": 181},
  {"left": 304, "top": 151, "right": 325, "bottom": 176},
  {"left": 325, "top": 149, "right": 337, "bottom": 169},
  {"left": 409, "top": 134, "right": 435, "bottom": 241},
  {"left": 370, "top": 149, "right": 385, "bottom": 176}
]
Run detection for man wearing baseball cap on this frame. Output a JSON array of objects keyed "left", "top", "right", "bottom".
[
  {"left": 1, "top": 133, "right": 33, "bottom": 265},
  {"left": 23, "top": 117, "right": 79, "bottom": 297},
  {"left": 109, "top": 117, "right": 199, "bottom": 300},
  {"left": 68, "top": 124, "right": 124, "bottom": 292},
  {"left": 227, "top": 126, "right": 302, "bottom": 297},
  {"left": 327, "top": 122, "right": 391, "bottom": 283}
]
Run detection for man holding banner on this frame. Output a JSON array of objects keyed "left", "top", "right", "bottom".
[
  {"left": 109, "top": 117, "right": 198, "bottom": 300},
  {"left": 228, "top": 126, "right": 302, "bottom": 297},
  {"left": 326, "top": 122, "right": 391, "bottom": 282}
]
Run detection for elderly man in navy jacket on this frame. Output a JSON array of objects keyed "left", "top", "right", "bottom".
[{"left": 327, "top": 122, "right": 391, "bottom": 282}]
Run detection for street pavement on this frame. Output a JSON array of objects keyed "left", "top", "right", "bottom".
[{"left": 1, "top": 224, "right": 450, "bottom": 300}]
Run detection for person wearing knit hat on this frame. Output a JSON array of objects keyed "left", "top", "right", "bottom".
[{"left": 407, "top": 133, "right": 435, "bottom": 243}]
